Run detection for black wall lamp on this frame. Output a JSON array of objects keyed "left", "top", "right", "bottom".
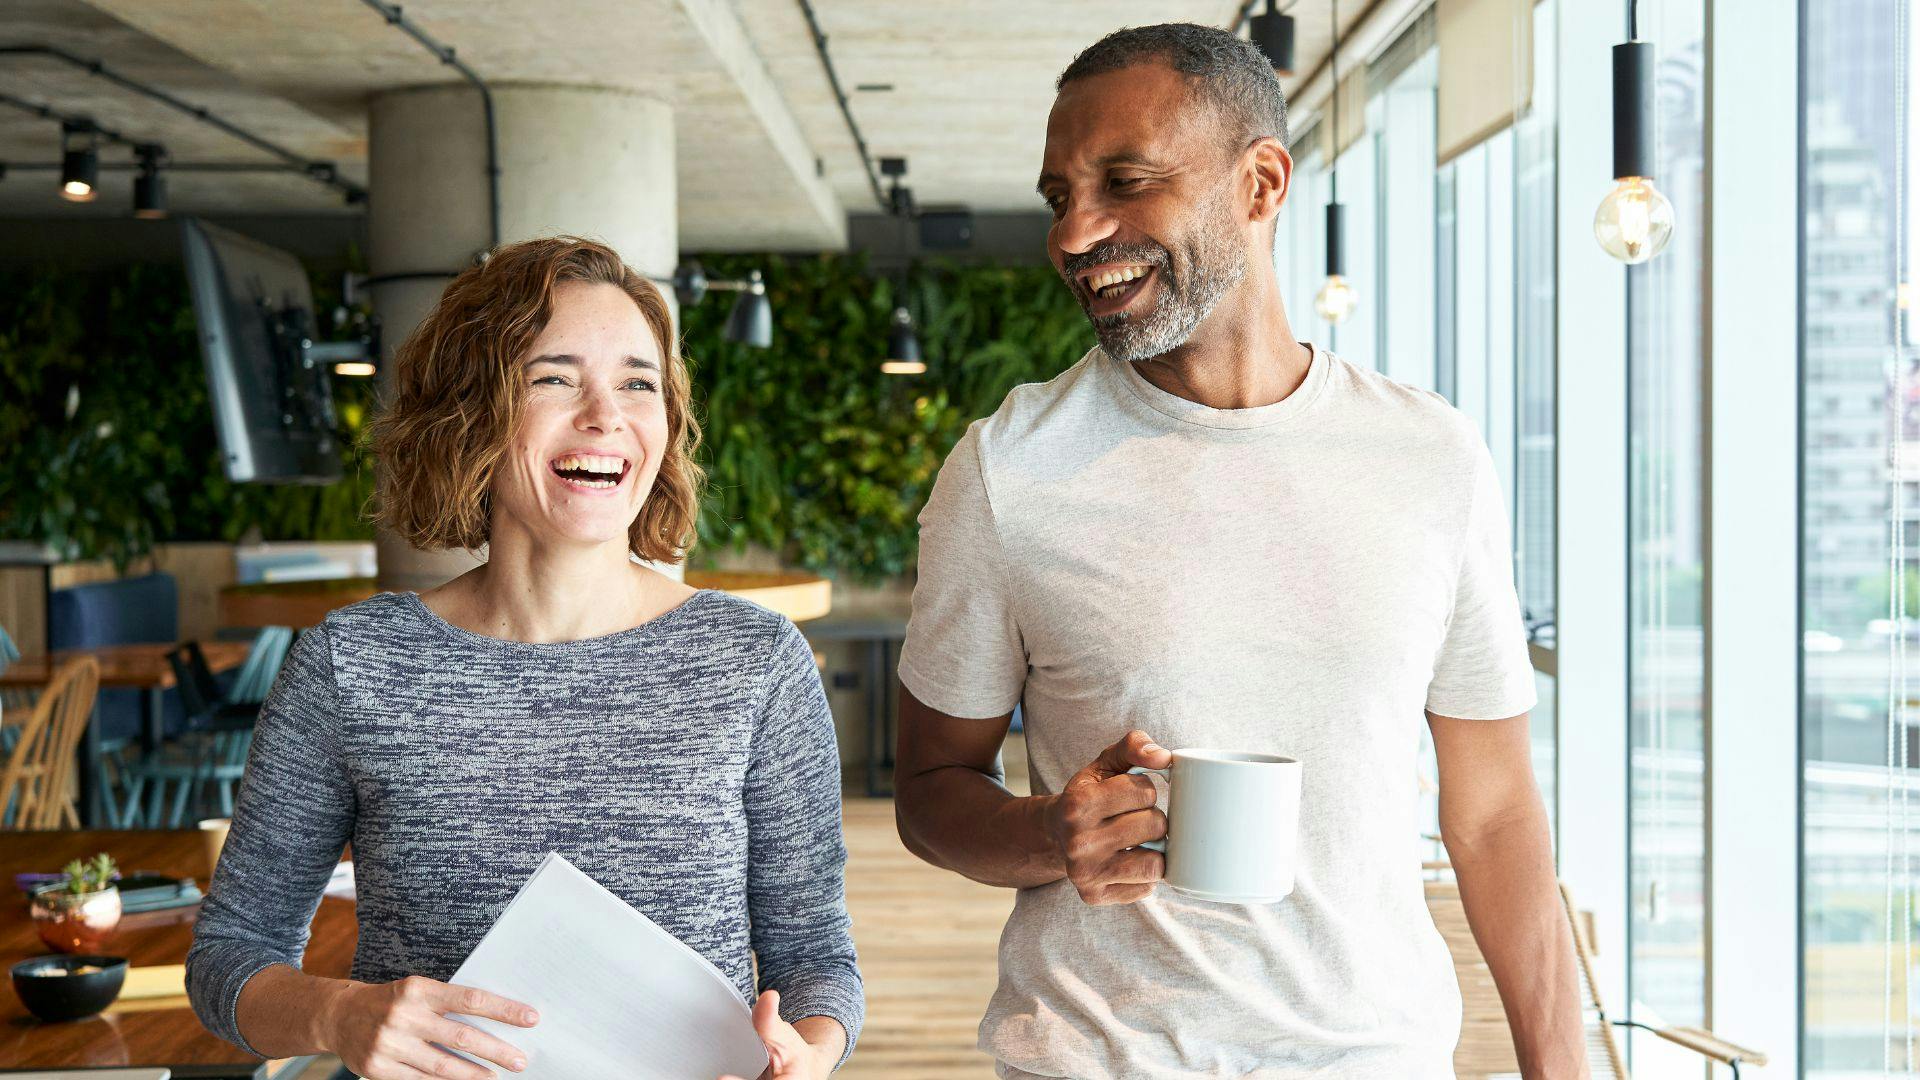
[{"left": 666, "top": 262, "right": 772, "bottom": 349}]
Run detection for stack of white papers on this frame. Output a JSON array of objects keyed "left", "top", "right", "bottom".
[{"left": 447, "top": 852, "right": 769, "bottom": 1079}]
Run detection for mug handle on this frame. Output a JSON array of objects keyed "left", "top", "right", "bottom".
[{"left": 1126, "top": 766, "right": 1170, "bottom": 853}]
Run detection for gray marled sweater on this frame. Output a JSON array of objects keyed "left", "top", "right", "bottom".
[{"left": 186, "top": 589, "right": 862, "bottom": 1067}]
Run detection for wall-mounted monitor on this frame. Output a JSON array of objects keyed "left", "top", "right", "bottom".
[{"left": 180, "top": 217, "right": 341, "bottom": 483}]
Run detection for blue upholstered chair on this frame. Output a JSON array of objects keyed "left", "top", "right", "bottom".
[{"left": 49, "top": 572, "right": 184, "bottom": 825}]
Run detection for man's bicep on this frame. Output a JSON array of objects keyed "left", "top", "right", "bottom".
[
  {"left": 1428, "top": 710, "right": 1541, "bottom": 838},
  {"left": 898, "top": 681, "right": 1016, "bottom": 781}
]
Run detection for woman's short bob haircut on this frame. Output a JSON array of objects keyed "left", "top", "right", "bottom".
[{"left": 369, "top": 236, "right": 703, "bottom": 564}]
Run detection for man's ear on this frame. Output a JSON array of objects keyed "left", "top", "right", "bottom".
[{"left": 1246, "top": 136, "right": 1292, "bottom": 227}]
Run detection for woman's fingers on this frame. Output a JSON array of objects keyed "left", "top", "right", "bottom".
[
  {"left": 423, "top": 1014, "right": 529, "bottom": 1073},
  {"left": 424, "top": 979, "right": 540, "bottom": 1028}
]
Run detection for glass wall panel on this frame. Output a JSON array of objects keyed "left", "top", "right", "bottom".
[
  {"left": 1626, "top": 0, "right": 1708, "bottom": 1043},
  {"left": 1803, "top": 0, "right": 1917, "bottom": 1072}
]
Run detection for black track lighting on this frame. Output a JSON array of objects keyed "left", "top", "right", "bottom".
[
  {"left": 133, "top": 144, "right": 167, "bottom": 219},
  {"left": 59, "top": 120, "right": 97, "bottom": 203},
  {"left": 1249, "top": 0, "right": 1295, "bottom": 75}
]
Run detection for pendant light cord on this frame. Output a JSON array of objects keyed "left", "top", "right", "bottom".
[{"left": 1328, "top": 0, "right": 1339, "bottom": 203}]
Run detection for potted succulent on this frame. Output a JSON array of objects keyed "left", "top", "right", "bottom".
[{"left": 30, "top": 854, "right": 121, "bottom": 954}]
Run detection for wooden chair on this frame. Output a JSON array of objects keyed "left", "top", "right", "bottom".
[
  {"left": 0, "top": 657, "right": 100, "bottom": 829},
  {"left": 1426, "top": 874, "right": 1767, "bottom": 1078}
]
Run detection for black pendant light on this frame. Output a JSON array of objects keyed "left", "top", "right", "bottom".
[
  {"left": 1313, "top": 0, "right": 1357, "bottom": 325},
  {"left": 666, "top": 261, "right": 772, "bottom": 348},
  {"left": 879, "top": 157, "right": 926, "bottom": 375},
  {"left": 882, "top": 305, "right": 924, "bottom": 375},
  {"left": 1593, "top": 0, "right": 1674, "bottom": 263},
  {"left": 1249, "top": 0, "right": 1296, "bottom": 75}
]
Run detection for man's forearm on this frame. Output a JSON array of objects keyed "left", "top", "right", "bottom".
[
  {"left": 895, "top": 765, "right": 1065, "bottom": 889},
  {"left": 1445, "top": 800, "right": 1588, "bottom": 1079}
]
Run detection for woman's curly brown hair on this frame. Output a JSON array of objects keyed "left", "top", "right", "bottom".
[{"left": 368, "top": 236, "right": 703, "bottom": 564}]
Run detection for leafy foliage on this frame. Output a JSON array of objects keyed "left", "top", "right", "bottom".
[
  {"left": 0, "top": 265, "right": 376, "bottom": 571},
  {"left": 59, "top": 853, "right": 117, "bottom": 895},
  {"left": 0, "top": 254, "right": 1091, "bottom": 581},
  {"left": 680, "top": 253, "right": 1090, "bottom": 579}
]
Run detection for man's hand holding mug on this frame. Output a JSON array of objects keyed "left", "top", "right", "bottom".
[{"left": 1042, "top": 730, "right": 1173, "bottom": 905}]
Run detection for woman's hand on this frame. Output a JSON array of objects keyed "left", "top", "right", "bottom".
[
  {"left": 719, "top": 990, "right": 840, "bottom": 1080},
  {"left": 320, "top": 975, "right": 538, "bottom": 1080}
]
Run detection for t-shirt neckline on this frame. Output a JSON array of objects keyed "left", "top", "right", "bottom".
[
  {"left": 398, "top": 587, "right": 717, "bottom": 652},
  {"left": 1105, "top": 340, "right": 1331, "bottom": 431}
]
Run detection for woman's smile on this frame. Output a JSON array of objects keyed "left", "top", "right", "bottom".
[{"left": 547, "top": 450, "right": 632, "bottom": 495}]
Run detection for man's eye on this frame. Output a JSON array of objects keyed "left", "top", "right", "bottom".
[{"left": 1111, "top": 177, "right": 1144, "bottom": 190}]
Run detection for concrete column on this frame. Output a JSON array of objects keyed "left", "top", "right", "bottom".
[{"left": 367, "top": 83, "right": 679, "bottom": 592}]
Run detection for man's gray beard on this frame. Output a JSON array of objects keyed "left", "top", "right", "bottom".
[{"left": 1092, "top": 201, "right": 1247, "bottom": 363}]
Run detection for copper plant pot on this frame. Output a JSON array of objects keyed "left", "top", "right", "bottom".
[{"left": 30, "top": 887, "right": 121, "bottom": 954}]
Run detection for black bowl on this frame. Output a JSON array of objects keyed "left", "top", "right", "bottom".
[{"left": 10, "top": 954, "right": 127, "bottom": 1022}]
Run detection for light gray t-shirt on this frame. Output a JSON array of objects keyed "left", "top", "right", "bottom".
[{"left": 898, "top": 344, "right": 1536, "bottom": 1079}]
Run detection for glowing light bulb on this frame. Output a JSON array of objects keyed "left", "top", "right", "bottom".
[
  {"left": 1315, "top": 274, "right": 1358, "bottom": 324},
  {"left": 61, "top": 179, "right": 93, "bottom": 202},
  {"left": 1592, "top": 176, "right": 1674, "bottom": 264}
]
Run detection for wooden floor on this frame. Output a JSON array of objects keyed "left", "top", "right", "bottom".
[{"left": 837, "top": 796, "right": 1013, "bottom": 1079}]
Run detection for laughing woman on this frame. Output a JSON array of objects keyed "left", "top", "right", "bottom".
[{"left": 186, "top": 237, "right": 861, "bottom": 1079}]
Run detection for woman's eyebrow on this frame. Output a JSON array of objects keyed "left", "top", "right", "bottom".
[{"left": 525, "top": 353, "right": 659, "bottom": 372}]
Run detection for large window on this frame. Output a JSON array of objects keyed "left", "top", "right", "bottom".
[
  {"left": 1280, "top": 3, "right": 1558, "bottom": 835},
  {"left": 1626, "top": 0, "right": 1708, "bottom": 1045},
  {"left": 1803, "top": 0, "right": 1918, "bottom": 1072}
]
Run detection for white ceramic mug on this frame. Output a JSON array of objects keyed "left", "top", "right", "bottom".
[{"left": 1129, "top": 749, "right": 1302, "bottom": 903}]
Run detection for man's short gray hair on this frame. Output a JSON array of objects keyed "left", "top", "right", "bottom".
[{"left": 1057, "top": 23, "right": 1289, "bottom": 155}]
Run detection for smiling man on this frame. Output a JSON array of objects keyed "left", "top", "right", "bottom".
[{"left": 892, "top": 23, "right": 1586, "bottom": 1080}]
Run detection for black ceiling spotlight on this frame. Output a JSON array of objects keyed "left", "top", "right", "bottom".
[
  {"left": 880, "top": 156, "right": 913, "bottom": 217},
  {"left": 665, "top": 261, "right": 772, "bottom": 348},
  {"left": 1249, "top": 0, "right": 1296, "bottom": 75},
  {"left": 133, "top": 143, "right": 167, "bottom": 219},
  {"left": 59, "top": 119, "right": 97, "bottom": 203}
]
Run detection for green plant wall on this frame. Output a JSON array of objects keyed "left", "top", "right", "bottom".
[
  {"left": 679, "top": 253, "right": 1090, "bottom": 579},
  {"left": 0, "top": 265, "right": 376, "bottom": 571},
  {"left": 0, "top": 253, "right": 1091, "bottom": 581}
]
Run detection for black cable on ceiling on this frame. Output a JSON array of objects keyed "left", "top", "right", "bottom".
[
  {"left": 794, "top": 0, "right": 891, "bottom": 214},
  {"left": 0, "top": 90, "right": 138, "bottom": 149},
  {"left": 0, "top": 44, "right": 365, "bottom": 201},
  {"left": 358, "top": 0, "right": 501, "bottom": 249}
]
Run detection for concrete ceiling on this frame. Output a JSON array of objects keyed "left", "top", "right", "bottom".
[{"left": 0, "top": 0, "right": 1360, "bottom": 251}]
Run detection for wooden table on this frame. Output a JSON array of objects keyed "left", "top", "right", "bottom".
[
  {"left": 1, "top": 644, "right": 251, "bottom": 826},
  {"left": 0, "top": 830, "right": 356, "bottom": 1078}
]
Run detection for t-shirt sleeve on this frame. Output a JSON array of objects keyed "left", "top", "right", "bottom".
[
  {"left": 897, "top": 424, "right": 1027, "bottom": 719},
  {"left": 1424, "top": 441, "right": 1539, "bottom": 720}
]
